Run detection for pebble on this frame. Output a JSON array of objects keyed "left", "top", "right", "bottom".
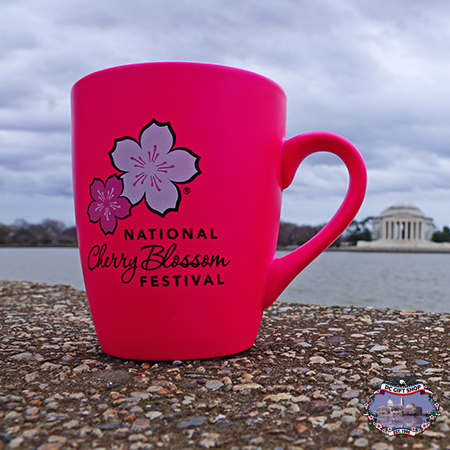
[
  {"left": 264, "top": 393, "right": 293, "bottom": 402},
  {"left": 354, "top": 438, "right": 369, "bottom": 447},
  {"left": 328, "top": 336, "right": 345, "bottom": 343},
  {"left": 130, "top": 419, "right": 150, "bottom": 432},
  {"left": 2, "top": 280, "right": 450, "bottom": 449},
  {"left": 232, "top": 383, "right": 263, "bottom": 391},
  {"left": 176, "top": 416, "right": 207, "bottom": 429},
  {"left": 199, "top": 432, "right": 220, "bottom": 448},
  {"left": 308, "top": 416, "right": 327, "bottom": 427},
  {"left": 349, "top": 428, "right": 364, "bottom": 437},
  {"left": 7, "top": 437, "right": 24, "bottom": 449},
  {"left": 205, "top": 379, "right": 224, "bottom": 390},
  {"left": 415, "top": 359, "right": 430, "bottom": 365},
  {"left": 369, "top": 345, "right": 389, "bottom": 352},
  {"left": 310, "top": 356, "right": 328, "bottom": 364},
  {"left": 371, "top": 443, "right": 393, "bottom": 450},
  {"left": 62, "top": 419, "right": 80, "bottom": 429},
  {"left": 341, "top": 390, "right": 360, "bottom": 399},
  {"left": 322, "top": 421, "right": 341, "bottom": 431}
]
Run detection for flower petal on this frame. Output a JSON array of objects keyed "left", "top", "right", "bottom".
[
  {"left": 88, "top": 199, "right": 103, "bottom": 223},
  {"left": 145, "top": 180, "right": 180, "bottom": 215},
  {"left": 104, "top": 174, "right": 124, "bottom": 195},
  {"left": 111, "top": 138, "right": 143, "bottom": 172},
  {"left": 100, "top": 212, "right": 117, "bottom": 234},
  {"left": 121, "top": 172, "right": 145, "bottom": 205},
  {"left": 113, "top": 196, "right": 132, "bottom": 219},
  {"left": 89, "top": 179, "right": 106, "bottom": 202},
  {"left": 140, "top": 122, "right": 174, "bottom": 157},
  {"left": 164, "top": 149, "right": 200, "bottom": 183}
]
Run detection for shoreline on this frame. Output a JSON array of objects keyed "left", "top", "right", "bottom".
[
  {"left": 1, "top": 280, "right": 450, "bottom": 449},
  {"left": 279, "top": 246, "right": 450, "bottom": 254}
]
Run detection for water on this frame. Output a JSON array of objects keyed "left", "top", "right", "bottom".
[
  {"left": 0, "top": 248, "right": 449, "bottom": 313},
  {"left": 0, "top": 247, "right": 85, "bottom": 290},
  {"left": 276, "top": 250, "right": 450, "bottom": 313}
]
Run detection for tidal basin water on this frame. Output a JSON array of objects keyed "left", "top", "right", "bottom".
[{"left": 0, "top": 247, "right": 449, "bottom": 313}]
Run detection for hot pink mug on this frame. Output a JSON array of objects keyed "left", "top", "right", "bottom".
[{"left": 72, "top": 62, "right": 366, "bottom": 361}]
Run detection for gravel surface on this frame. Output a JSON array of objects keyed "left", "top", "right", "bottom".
[{"left": 1, "top": 280, "right": 450, "bottom": 449}]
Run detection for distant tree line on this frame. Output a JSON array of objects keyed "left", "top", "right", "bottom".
[
  {"left": 277, "top": 222, "right": 326, "bottom": 247},
  {"left": 432, "top": 226, "right": 450, "bottom": 243},
  {"left": 277, "top": 218, "right": 375, "bottom": 248},
  {"left": 2, "top": 217, "right": 449, "bottom": 247},
  {"left": 0, "top": 219, "right": 77, "bottom": 246},
  {"left": 278, "top": 218, "right": 450, "bottom": 248},
  {"left": 277, "top": 220, "right": 363, "bottom": 248}
]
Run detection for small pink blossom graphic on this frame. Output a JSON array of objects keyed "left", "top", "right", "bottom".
[
  {"left": 110, "top": 120, "right": 200, "bottom": 216},
  {"left": 88, "top": 175, "right": 131, "bottom": 235}
]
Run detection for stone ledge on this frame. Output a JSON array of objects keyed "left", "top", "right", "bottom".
[{"left": 1, "top": 280, "right": 449, "bottom": 449}]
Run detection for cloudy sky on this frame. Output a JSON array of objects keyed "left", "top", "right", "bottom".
[{"left": 1, "top": 0, "right": 450, "bottom": 229}]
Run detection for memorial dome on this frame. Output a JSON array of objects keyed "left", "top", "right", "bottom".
[
  {"left": 380, "top": 200, "right": 425, "bottom": 218},
  {"left": 356, "top": 200, "right": 450, "bottom": 251}
]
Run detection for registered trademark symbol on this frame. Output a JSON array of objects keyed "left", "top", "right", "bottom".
[{"left": 183, "top": 187, "right": 191, "bottom": 195}]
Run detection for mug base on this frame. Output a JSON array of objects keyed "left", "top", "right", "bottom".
[{"left": 97, "top": 342, "right": 255, "bottom": 362}]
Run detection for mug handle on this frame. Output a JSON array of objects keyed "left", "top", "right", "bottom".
[{"left": 262, "top": 131, "right": 367, "bottom": 309}]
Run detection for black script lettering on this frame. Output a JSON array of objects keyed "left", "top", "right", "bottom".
[
  {"left": 140, "top": 243, "right": 230, "bottom": 270},
  {"left": 88, "top": 244, "right": 138, "bottom": 283},
  {"left": 208, "top": 254, "right": 230, "bottom": 267},
  {"left": 140, "top": 244, "right": 175, "bottom": 270},
  {"left": 190, "top": 254, "right": 201, "bottom": 268}
]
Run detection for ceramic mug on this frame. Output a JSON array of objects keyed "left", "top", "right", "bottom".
[{"left": 71, "top": 62, "right": 366, "bottom": 361}]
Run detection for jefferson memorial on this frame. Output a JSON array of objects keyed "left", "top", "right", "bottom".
[{"left": 357, "top": 201, "right": 450, "bottom": 251}]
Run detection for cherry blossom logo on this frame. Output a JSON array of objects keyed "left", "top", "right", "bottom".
[
  {"left": 110, "top": 120, "right": 201, "bottom": 216},
  {"left": 87, "top": 175, "right": 132, "bottom": 235},
  {"left": 87, "top": 120, "right": 201, "bottom": 235}
]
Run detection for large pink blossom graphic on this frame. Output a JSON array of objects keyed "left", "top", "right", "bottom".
[
  {"left": 110, "top": 120, "right": 201, "bottom": 216},
  {"left": 87, "top": 175, "right": 131, "bottom": 235}
]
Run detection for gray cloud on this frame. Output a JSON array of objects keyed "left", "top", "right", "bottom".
[{"left": 0, "top": 0, "right": 450, "bottom": 227}]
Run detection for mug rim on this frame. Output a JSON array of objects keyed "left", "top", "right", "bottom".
[{"left": 72, "top": 61, "right": 285, "bottom": 96}]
